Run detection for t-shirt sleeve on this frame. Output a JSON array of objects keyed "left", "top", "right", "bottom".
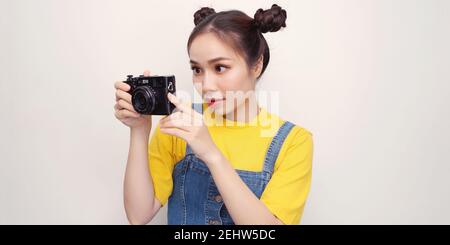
[
  {"left": 147, "top": 120, "right": 176, "bottom": 206},
  {"left": 260, "top": 127, "right": 314, "bottom": 225}
]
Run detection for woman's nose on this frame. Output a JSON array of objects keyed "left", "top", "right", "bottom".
[{"left": 201, "top": 73, "right": 219, "bottom": 92}]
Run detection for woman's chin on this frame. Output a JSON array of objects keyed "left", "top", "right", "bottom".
[
  {"left": 209, "top": 106, "right": 225, "bottom": 115},
  {"left": 207, "top": 104, "right": 230, "bottom": 116}
]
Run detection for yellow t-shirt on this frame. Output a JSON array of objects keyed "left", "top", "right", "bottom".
[{"left": 148, "top": 104, "right": 313, "bottom": 225}]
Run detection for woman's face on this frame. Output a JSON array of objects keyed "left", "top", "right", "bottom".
[{"left": 188, "top": 32, "right": 261, "bottom": 116}]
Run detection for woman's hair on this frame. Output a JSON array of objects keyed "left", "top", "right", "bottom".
[{"left": 187, "top": 4, "right": 287, "bottom": 80}]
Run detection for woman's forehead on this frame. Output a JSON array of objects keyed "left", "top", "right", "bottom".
[{"left": 189, "top": 33, "right": 239, "bottom": 63}]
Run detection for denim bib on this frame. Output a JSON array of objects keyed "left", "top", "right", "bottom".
[{"left": 167, "top": 103, "right": 294, "bottom": 225}]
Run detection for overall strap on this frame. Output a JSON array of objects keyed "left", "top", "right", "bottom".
[{"left": 262, "top": 121, "right": 295, "bottom": 175}]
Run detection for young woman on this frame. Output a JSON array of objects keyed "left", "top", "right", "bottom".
[{"left": 114, "top": 4, "right": 313, "bottom": 225}]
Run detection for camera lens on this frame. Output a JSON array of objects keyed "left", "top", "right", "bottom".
[{"left": 132, "top": 87, "right": 156, "bottom": 114}]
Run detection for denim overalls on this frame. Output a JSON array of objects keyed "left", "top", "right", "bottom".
[{"left": 167, "top": 103, "right": 295, "bottom": 225}]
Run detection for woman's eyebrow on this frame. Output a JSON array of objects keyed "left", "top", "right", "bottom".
[{"left": 190, "top": 57, "right": 232, "bottom": 65}]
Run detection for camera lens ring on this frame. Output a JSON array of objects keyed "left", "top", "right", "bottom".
[{"left": 132, "top": 87, "right": 156, "bottom": 114}]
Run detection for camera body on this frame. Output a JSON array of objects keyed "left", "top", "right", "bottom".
[{"left": 124, "top": 74, "right": 176, "bottom": 115}]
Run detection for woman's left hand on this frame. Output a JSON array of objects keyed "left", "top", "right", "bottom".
[{"left": 159, "top": 93, "right": 221, "bottom": 164}]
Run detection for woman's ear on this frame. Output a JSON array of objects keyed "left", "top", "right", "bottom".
[{"left": 251, "top": 55, "right": 264, "bottom": 79}]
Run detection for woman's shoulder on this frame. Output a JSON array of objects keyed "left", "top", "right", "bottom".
[
  {"left": 264, "top": 110, "right": 313, "bottom": 150},
  {"left": 268, "top": 114, "right": 314, "bottom": 171},
  {"left": 263, "top": 108, "right": 313, "bottom": 138},
  {"left": 282, "top": 123, "right": 313, "bottom": 150},
  {"left": 289, "top": 123, "right": 313, "bottom": 138}
]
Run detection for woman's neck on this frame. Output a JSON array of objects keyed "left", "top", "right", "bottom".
[{"left": 223, "top": 96, "right": 261, "bottom": 123}]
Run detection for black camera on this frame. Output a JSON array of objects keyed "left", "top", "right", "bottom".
[{"left": 124, "top": 74, "right": 176, "bottom": 115}]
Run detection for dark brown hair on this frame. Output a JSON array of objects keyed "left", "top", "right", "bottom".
[{"left": 187, "top": 4, "right": 287, "bottom": 80}]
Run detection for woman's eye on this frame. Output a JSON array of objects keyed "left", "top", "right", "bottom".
[
  {"left": 215, "top": 65, "right": 227, "bottom": 73},
  {"left": 191, "top": 67, "right": 201, "bottom": 75}
]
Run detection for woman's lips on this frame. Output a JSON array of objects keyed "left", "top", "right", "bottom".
[{"left": 207, "top": 98, "right": 225, "bottom": 106}]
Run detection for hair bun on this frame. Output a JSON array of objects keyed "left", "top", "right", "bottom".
[
  {"left": 194, "top": 7, "right": 216, "bottom": 26},
  {"left": 253, "top": 4, "right": 287, "bottom": 33}
]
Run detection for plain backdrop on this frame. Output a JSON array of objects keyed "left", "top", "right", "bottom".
[{"left": 0, "top": 0, "right": 449, "bottom": 224}]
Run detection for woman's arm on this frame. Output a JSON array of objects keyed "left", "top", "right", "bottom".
[
  {"left": 203, "top": 152, "right": 284, "bottom": 225},
  {"left": 123, "top": 126, "right": 162, "bottom": 225},
  {"left": 115, "top": 70, "right": 162, "bottom": 225}
]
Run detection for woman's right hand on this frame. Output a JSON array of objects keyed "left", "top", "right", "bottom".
[{"left": 114, "top": 70, "right": 152, "bottom": 130}]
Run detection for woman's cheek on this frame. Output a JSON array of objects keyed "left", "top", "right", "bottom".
[
  {"left": 193, "top": 79, "right": 203, "bottom": 94},
  {"left": 218, "top": 71, "right": 243, "bottom": 92}
]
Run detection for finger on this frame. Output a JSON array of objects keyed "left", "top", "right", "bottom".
[
  {"left": 116, "top": 109, "right": 140, "bottom": 119},
  {"left": 116, "top": 89, "right": 132, "bottom": 103},
  {"left": 158, "top": 114, "right": 174, "bottom": 127},
  {"left": 114, "top": 103, "right": 121, "bottom": 111},
  {"left": 159, "top": 127, "right": 186, "bottom": 139},
  {"left": 115, "top": 109, "right": 140, "bottom": 119},
  {"left": 167, "top": 93, "right": 192, "bottom": 114},
  {"left": 159, "top": 112, "right": 184, "bottom": 127},
  {"left": 167, "top": 111, "right": 184, "bottom": 121},
  {"left": 160, "top": 111, "right": 191, "bottom": 126},
  {"left": 143, "top": 70, "right": 151, "bottom": 76},
  {"left": 160, "top": 118, "right": 191, "bottom": 132},
  {"left": 114, "top": 81, "right": 130, "bottom": 92},
  {"left": 117, "top": 99, "right": 136, "bottom": 113}
]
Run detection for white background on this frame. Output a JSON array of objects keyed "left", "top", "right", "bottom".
[{"left": 1, "top": 0, "right": 449, "bottom": 224}]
